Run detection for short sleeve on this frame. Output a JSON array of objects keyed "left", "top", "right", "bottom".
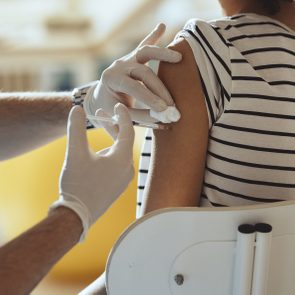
[{"left": 175, "top": 19, "right": 232, "bottom": 129}]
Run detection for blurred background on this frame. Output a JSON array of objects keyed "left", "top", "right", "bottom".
[{"left": 0, "top": 0, "right": 222, "bottom": 293}]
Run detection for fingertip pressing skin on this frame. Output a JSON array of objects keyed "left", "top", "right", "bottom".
[
  {"left": 169, "top": 50, "right": 182, "bottom": 62},
  {"left": 166, "top": 106, "right": 181, "bottom": 122}
]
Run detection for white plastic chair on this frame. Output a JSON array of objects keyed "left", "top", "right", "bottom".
[{"left": 106, "top": 201, "right": 295, "bottom": 295}]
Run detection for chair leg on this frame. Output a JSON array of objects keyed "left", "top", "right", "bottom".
[
  {"left": 232, "top": 224, "right": 256, "bottom": 295},
  {"left": 251, "top": 223, "right": 272, "bottom": 295}
]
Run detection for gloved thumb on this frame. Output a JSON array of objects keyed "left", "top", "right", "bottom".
[
  {"left": 66, "top": 106, "right": 89, "bottom": 160},
  {"left": 112, "top": 103, "right": 135, "bottom": 161}
]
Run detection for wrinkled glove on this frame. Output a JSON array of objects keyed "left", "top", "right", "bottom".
[
  {"left": 83, "top": 23, "right": 182, "bottom": 124},
  {"left": 50, "top": 104, "right": 135, "bottom": 241}
]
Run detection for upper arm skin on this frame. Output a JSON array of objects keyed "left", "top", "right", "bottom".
[{"left": 141, "top": 38, "right": 209, "bottom": 214}]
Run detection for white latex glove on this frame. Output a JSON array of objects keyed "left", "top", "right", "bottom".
[
  {"left": 50, "top": 104, "right": 135, "bottom": 241},
  {"left": 84, "top": 23, "right": 182, "bottom": 124}
]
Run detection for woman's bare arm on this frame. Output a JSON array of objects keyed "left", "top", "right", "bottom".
[
  {"left": 141, "top": 38, "right": 209, "bottom": 214},
  {"left": 0, "top": 92, "right": 72, "bottom": 161}
]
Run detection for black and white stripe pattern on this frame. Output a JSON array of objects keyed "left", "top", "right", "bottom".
[{"left": 137, "top": 13, "right": 295, "bottom": 216}]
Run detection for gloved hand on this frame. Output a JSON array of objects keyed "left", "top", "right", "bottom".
[
  {"left": 50, "top": 104, "right": 135, "bottom": 241},
  {"left": 84, "top": 23, "right": 182, "bottom": 124}
]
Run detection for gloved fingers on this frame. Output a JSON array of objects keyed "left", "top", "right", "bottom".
[
  {"left": 112, "top": 103, "right": 135, "bottom": 161},
  {"left": 138, "top": 23, "right": 166, "bottom": 47},
  {"left": 95, "top": 109, "right": 119, "bottom": 140},
  {"left": 129, "top": 64, "right": 174, "bottom": 105},
  {"left": 128, "top": 108, "right": 157, "bottom": 123},
  {"left": 129, "top": 107, "right": 180, "bottom": 124},
  {"left": 66, "top": 106, "right": 89, "bottom": 159},
  {"left": 136, "top": 45, "right": 182, "bottom": 64},
  {"left": 119, "top": 76, "right": 168, "bottom": 112}
]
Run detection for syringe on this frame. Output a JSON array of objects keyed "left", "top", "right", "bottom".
[{"left": 87, "top": 114, "right": 171, "bottom": 130}]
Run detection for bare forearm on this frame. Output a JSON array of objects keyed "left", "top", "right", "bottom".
[
  {"left": 0, "top": 92, "right": 72, "bottom": 161},
  {"left": 0, "top": 207, "right": 82, "bottom": 295}
]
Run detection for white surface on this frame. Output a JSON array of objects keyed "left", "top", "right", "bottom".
[
  {"left": 233, "top": 230, "right": 255, "bottom": 295},
  {"left": 106, "top": 201, "right": 295, "bottom": 295},
  {"left": 252, "top": 231, "right": 272, "bottom": 295}
]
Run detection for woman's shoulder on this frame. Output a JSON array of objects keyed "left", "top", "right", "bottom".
[
  {"left": 177, "top": 16, "right": 236, "bottom": 46},
  {"left": 182, "top": 13, "right": 294, "bottom": 35},
  {"left": 182, "top": 16, "right": 236, "bottom": 32}
]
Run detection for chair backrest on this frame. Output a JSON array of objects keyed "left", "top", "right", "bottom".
[{"left": 106, "top": 201, "right": 295, "bottom": 295}]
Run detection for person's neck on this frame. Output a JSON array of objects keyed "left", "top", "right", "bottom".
[
  {"left": 271, "top": 3, "right": 295, "bottom": 31},
  {"left": 237, "top": 2, "right": 295, "bottom": 31}
]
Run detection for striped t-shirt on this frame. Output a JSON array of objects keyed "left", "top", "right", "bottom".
[{"left": 137, "top": 13, "right": 295, "bottom": 217}]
